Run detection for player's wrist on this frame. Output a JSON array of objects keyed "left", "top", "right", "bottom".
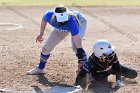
[
  {"left": 76, "top": 48, "right": 85, "bottom": 58},
  {"left": 40, "top": 31, "right": 44, "bottom": 36}
]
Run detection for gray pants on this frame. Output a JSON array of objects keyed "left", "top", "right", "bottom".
[{"left": 43, "top": 17, "right": 87, "bottom": 55}]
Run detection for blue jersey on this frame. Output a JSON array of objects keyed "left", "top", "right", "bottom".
[{"left": 43, "top": 10, "right": 83, "bottom": 36}]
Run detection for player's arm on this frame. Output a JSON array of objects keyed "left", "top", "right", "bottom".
[
  {"left": 36, "top": 10, "right": 51, "bottom": 43},
  {"left": 73, "top": 34, "right": 82, "bottom": 48},
  {"left": 71, "top": 17, "right": 82, "bottom": 49},
  {"left": 112, "top": 54, "right": 121, "bottom": 73},
  {"left": 112, "top": 54, "right": 125, "bottom": 88},
  {"left": 75, "top": 59, "right": 92, "bottom": 86},
  {"left": 73, "top": 35, "right": 86, "bottom": 69},
  {"left": 70, "top": 17, "right": 87, "bottom": 69},
  {"left": 40, "top": 17, "right": 47, "bottom": 36},
  {"left": 39, "top": 10, "right": 52, "bottom": 36},
  {"left": 75, "top": 68, "right": 88, "bottom": 86},
  {"left": 36, "top": 17, "right": 47, "bottom": 43}
]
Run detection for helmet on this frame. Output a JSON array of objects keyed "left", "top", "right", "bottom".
[{"left": 93, "top": 39, "right": 115, "bottom": 61}]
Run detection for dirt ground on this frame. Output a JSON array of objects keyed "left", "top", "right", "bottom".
[{"left": 0, "top": 6, "right": 140, "bottom": 93}]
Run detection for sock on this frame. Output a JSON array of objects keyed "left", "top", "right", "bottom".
[{"left": 38, "top": 52, "right": 50, "bottom": 69}]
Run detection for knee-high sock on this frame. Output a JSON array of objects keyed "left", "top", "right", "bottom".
[{"left": 38, "top": 52, "right": 50, "bottom": 69}]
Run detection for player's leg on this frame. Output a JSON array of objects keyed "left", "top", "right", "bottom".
[
  {"left": 27, "top": 29, "right": 69, "bottom": 74},
  {"left": 38, "top": 29, "right": 69, "bottom": 69},
  {"left": 120, "top": 65, "right": 137, "bottom": 79},
  {"left": 111, "top": 65, "right": 137, "bottom": 88}
]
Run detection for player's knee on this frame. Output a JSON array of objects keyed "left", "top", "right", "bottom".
[
  {"left": 129, "top": 70, "right": 137, "bottom": 79},
  {"left": 42, "top": 47, "right": 51, "bottom": 55}
]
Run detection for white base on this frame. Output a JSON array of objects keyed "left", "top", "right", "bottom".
[{"left": 45, "top": 86, "right": 83, "bottom": 93}]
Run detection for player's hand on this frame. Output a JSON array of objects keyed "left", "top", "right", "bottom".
[
  {"left": 76, "top": 63, "right": 83, "bottom": 74},
  {"left": 78, "top": 63, "right": 83, "bottom": 69},
  {"left": 112, "top": 80, "right": 125, "bottom": 88},
  {"left": 36, "top": 35, "right": 44, "bottom": 43}
]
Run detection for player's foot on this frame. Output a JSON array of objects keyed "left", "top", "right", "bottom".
[{"left": 27, "top": 66, "right": 45, "bottom": 75}]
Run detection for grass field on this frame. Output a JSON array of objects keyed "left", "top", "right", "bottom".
[{"left": 1, "top": 0, "right": 140, "bottom": 6}]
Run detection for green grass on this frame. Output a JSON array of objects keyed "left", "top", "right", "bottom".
[{"left": 1, "top": 0, "right": 140, "bottom": 6}]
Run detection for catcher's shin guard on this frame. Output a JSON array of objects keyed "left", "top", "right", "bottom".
[{"left": 120, "top": 65, "right": 137, "bottom": 79}]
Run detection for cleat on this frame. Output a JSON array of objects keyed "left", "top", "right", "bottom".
[{"left": 27, "top": 66, "right": 46, "bottom": 75}]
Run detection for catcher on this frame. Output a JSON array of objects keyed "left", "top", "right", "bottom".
[{"left": 75, "top": 39, "right": 137, "bottom": 89}]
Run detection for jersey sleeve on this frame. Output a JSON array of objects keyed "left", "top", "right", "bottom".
[
  {"left": 82, "top": 55, "right": 95, "bottom": 74},
  {"left": 68, "top": 16, "right": 80, "bottom": 36},
  {"left": 43, "top": 10, "right": 54, "bottom": 22}
]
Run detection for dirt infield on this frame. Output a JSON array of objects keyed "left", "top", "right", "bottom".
[{"left": 0, "top": 6, "right": 140, "bottom": 93}]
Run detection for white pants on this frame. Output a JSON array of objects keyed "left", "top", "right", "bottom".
[{"left": 43, "top": 17, "right": 87, "bottom": 55}]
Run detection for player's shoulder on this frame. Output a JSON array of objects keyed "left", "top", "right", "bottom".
[
  {"left": 82, "top": 54, "right": 96, "bottom": 71},
  {"left": 88, "top": 53, "right": 96, "bottom": 62},
  {"left": 112, "top": 53, "right": 119, "bottom": 63},
  {"left": 43, "top": 10, "right": 55, "bottom": 22},
  {"left": 66, "top": 16, "right": 77, "bottom": 25}
]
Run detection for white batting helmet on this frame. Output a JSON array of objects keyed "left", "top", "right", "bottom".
[{"left": 93, "top": 39, "right": 115, "bottom": 60}]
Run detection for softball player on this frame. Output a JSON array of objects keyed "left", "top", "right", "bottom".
[
  {"left": 75, "top": 40, "right": 137, "bottom": 89},
  {"left": 27, "top": 5, "right": 87, "bottom": 74}
]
